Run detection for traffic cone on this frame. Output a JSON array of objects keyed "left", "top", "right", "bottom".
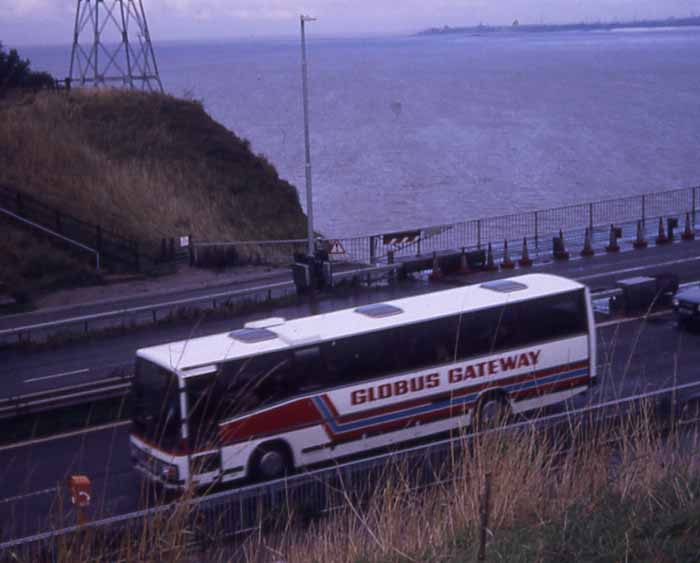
[
  {"left": 633, "top": 220, "right": 647, "bottom": 249},
  {"left": 656, "top": 217, "right": 669, "bottom": 245},
  {"left": 553, "top": 229, "right": 570, "bottom": 260},
  {"left": 429, "top": 252, "right": 444, "bottom": 281},
  {"left": 501, "top": 240, "right": 515, "bottom": 269},
  {"left": 580, "top": 227, "right": 594, "bottom": 257},
  {"left": 605, "top": 224, "right": 620, "bottom": 253},
  {"left": 485, "top": 243, "right": 498, "bottom": 271},
  {"left": 682, "top": 212, "right": 695, "bottom": 241},
  {"left": 519, "top": 237, "right": 533, "bottom": 267},
  {"left": 459, "top": 247, "right": 471, "bottom": 274}
]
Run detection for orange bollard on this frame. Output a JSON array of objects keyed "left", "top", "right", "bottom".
[
  {"left": 682, "top": 212, "right": 695, "bottom": 241},
  {"left": 519, "top": 237, "right": 533, "bottom": 267},
  {"left": 68, "top": 475, "right": 91, "bottom": 526},
  {"left": 633, "top": 220, "right": 648, "bottom": 249},
  {"left": 656, "top": 217, "right": 669, "bottom": 245},
  {"left": 605, "top": 224, "right": 620, "bottom": 253}
]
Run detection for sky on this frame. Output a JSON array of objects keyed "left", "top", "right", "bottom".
[{"left": 1, "top": 0, "right": 700, "bottom": 46}]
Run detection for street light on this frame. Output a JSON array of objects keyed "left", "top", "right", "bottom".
[{"left": 300, "top": 14, "right": 316, "bottom": 257}]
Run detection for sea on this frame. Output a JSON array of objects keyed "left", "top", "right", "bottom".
[{"left": 22, "top": 27, "right": 700, "bottom": 237}]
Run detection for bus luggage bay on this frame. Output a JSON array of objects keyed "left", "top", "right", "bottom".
[{"left": 130, "top": 273, "right": 597, "bottom": 488}]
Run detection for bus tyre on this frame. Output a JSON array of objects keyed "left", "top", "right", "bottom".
[
  {"left": 475, "top": 395, "right": 511, "bottom": 431},
  {"left": 251, "top": 443, "right": 292, "bottom": 481}
]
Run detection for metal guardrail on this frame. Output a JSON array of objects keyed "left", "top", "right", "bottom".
[
  {"left": 0, "top": 376, "right": 131, "bottom": 420},
  {"left": 2, "top": 380, "right": 699, "bottom": 557},
  {"left": 193, "top": 186, "right": 699, "bottom": 267},
  {"left": 0, "top": 265, "right": 400, "bottom": 345}
]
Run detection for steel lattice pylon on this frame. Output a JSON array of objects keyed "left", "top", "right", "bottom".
[{"left": 69, "top": 0, "right": 163, "bottom": 92}]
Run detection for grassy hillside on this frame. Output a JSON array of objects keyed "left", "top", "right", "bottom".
[
  {"left": 0, "top": 89, "right": 307, "bottom": 248},
  {"left": 0, "top": 223, "right": 100, "bottom": 305}
]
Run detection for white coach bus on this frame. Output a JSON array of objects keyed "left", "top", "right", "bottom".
[{"left": 130, "top": 273, "right": 597, "bottom": 489}]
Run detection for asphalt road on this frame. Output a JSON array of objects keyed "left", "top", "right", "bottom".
[
  {"left": 1, "top": 238, "right": 700, "bottom": 541},
  {"left": 2, "top": 238, "right": 700, "bottom": 400}
]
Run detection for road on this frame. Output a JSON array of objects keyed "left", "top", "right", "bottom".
[
  {"left": 3, "top": 238, "right": 700, "bottom": 399},
  {"left": 1, "top": 238, "right": 700, "bottom": 540}
]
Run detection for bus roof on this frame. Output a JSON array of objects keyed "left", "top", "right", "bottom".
[{"left": 137, "top": 273, "right": 584, "bottom": 374}]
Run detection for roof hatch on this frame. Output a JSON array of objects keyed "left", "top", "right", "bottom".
[
  {"left": 355, "top": 303, "right": 404, "bottom": 318},
  {"left": 229, "top": 327, "right": 278, "bottom": 344},
  {"left": 480, "top": 279, "right": 528, "bottom": 293}
]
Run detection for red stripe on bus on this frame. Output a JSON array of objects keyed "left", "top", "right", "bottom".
[
  {"left": 331, "top": 360, "right": 588, "bottom": 425},
  {"left": 218, "top": 397, "right": 322, "bottom": 444}
]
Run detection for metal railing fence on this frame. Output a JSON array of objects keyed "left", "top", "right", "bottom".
[
  {"left": 2, "top": 380, "right": 699, "bottom": 560},
  {"left": 0, "top": 184, "right": 174, "bottom": 273},
  {"left": 191, "top": 186, "right": 699, "bottom": 268}
]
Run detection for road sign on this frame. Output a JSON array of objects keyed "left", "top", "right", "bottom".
[{"left": 329, "top": 240, "right": 346, "bottom": 255}]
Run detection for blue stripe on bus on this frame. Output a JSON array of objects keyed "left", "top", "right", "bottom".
[{"left": 313, "top": 367, "right": 589, "bottom": 435}]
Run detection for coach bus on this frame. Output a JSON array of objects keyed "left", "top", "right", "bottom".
[{"left": 130, "top": 273, "right": 596, "bottom": 489}]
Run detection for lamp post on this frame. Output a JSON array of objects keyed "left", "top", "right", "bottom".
[{"left": 300, "top": 14, "right": 316, "bottom": 257}]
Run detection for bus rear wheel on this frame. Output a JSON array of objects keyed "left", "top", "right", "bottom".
[
  {"left": 475, "top": 394, "right": 511, "bottom": 431},
  {"left": 251, "top": 443, "right": 292, "bottom": 481}
]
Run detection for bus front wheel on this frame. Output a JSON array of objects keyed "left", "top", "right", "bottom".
[{"left": 251, "top": 442, "right": 293, "bottom": 481}]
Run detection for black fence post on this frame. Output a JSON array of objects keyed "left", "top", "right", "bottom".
[
  {"left": 55, "top": 211, "right": 62, "bottom": 233},
  {"left": 169, "top": 238, "right": 175, "bottom": 261},
  {"left": 15, "top": 192, "right": 23, "bottom": 215},
  {"left": 160, "top": 238, "right": 167, "bottom": 262},
  {"left": 189, "top": 233, "right": 195, "bottom": 267},
  {"left": 95, "top": 225, "right": 102, "bottom": 254}
]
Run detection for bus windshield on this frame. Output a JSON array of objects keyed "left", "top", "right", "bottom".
[{"left": 132, "top": 358, "right": 181, "bottom": 450}]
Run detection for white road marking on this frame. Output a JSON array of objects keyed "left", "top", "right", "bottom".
[
  {"left": 0, "top": 420, "right": 131, "bottom": 453},
  {"left": 596, "top": 310, "right": 672, "bottom": 328},
  {"left": 0, "top": 487, "right": 58, "bottom": 504},
  {"left": 24, "top": 368, "right": 89, "bottom": 384},
  {"left": 577, "top": 255, "right": 700, "bottom": 282}
]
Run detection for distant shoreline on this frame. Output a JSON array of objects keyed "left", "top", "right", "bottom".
[{"left": 419, "top": 16, "right": 700, "bottom": 36}]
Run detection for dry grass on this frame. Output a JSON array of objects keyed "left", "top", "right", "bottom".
[
  {"left": 8, "top": 409, "right": 700, "bottom": 563},
  {"left": 0, "top": 222, "right": 101, "bottom": 302},
  {"left": 0, "top": 89, "right": 307, "bottom": 245}
]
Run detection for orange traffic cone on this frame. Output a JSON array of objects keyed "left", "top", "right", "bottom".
[
  {"left": 429, "top": 252, "right": 444, "bottom": 281},
  {"left": 553, "top": 229, "right": 570, "bottom": 260},
  {"left": 633, "top": 220, "right": 648, "bottom": 249},
  {"left": 581, "top": 227, "right": 594, "bottom": 257},
  {"left": 682, "top": 212, "right": 695, "bottom": 241},
  {"left": 519, "top": 237, "right": 533, "bottom": 267},
  {"left": 501, "top": 240, "right": 515, "bottom": 269},
  {"left": 656, "top": 217, "right": 669, "bottom": 245},
  {"left": 605, "top": 224, "right": 620, "bottom": 253},
  {"left": 485, "top": 243, "right": 498, "bottom": 271}
]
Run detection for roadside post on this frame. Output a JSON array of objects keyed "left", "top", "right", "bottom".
[{"left": 68, "top": 475, "right": 92, "bottom": 526}]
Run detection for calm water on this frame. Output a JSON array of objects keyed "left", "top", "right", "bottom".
[{"left": 24, "top": 29, "right": 700, "bottom": 237}]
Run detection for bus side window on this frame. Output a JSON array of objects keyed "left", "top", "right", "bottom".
[
  {"left": 457, "top": 307, "right": 500, "bottom": 359},
  {"left": 294, "top": 346, "right": 324, "bottom": 392}
]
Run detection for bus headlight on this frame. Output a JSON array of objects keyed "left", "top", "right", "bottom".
[
  {"left": 160, "top": 462, "right": 179, "bottom": 482},
  {"left": 672, "top": 298, "right": 679, "bottom": 308}
]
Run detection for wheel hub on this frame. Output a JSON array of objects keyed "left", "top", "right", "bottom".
[{"left": 259, "top": 450, "right": 285, "bottom": 478}]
